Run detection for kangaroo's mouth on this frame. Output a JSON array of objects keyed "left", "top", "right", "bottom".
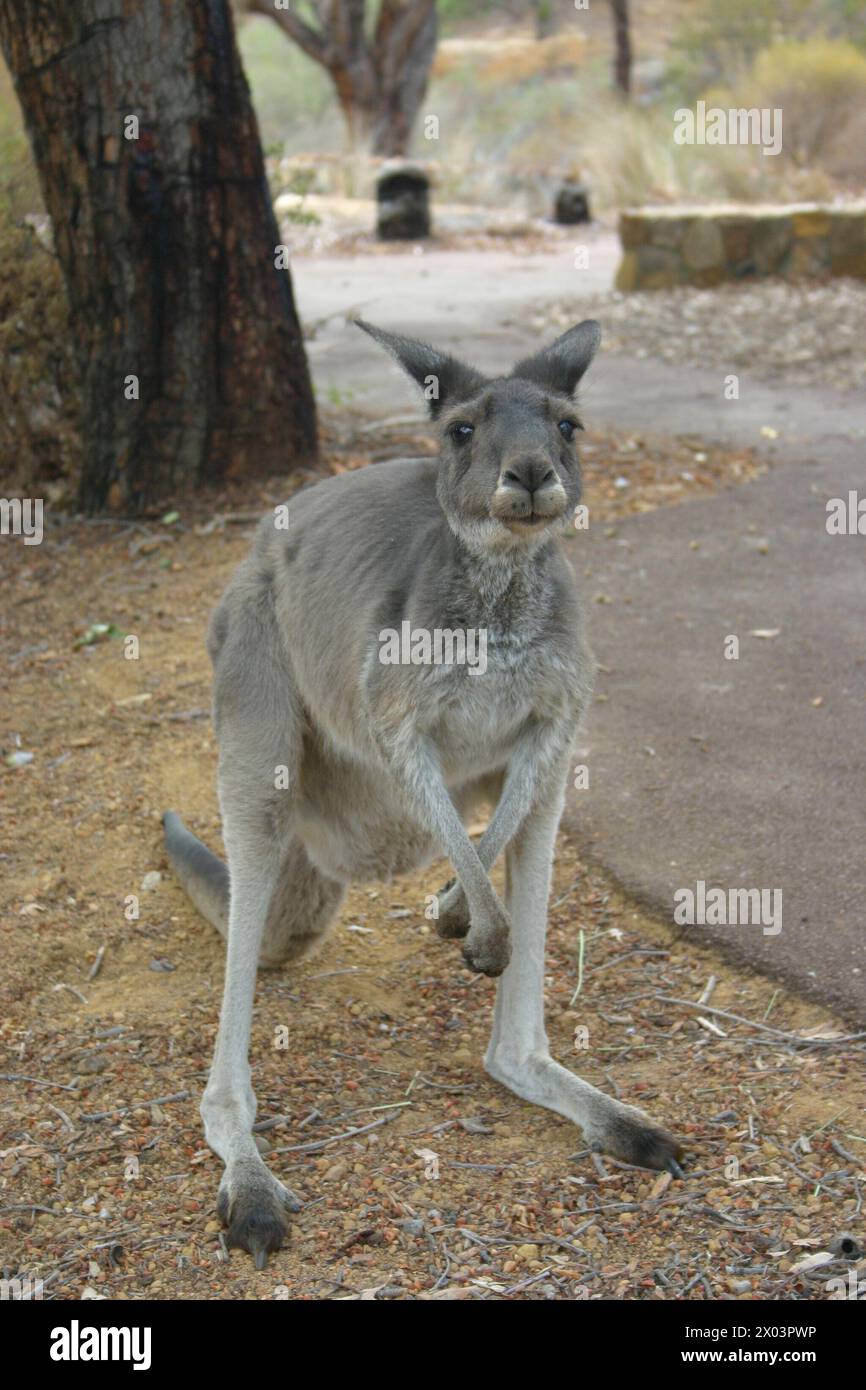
[
  {"left": 505, "top": 513, "right": 549, "bottom": 527},
  {"left": 499, "top": 508, "right": 564, "bottom": 531},
  {"left": 491, "top": 482, "right": 569, "bottom": 532}
]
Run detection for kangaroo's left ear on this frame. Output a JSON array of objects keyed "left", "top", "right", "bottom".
[
  {"left": 511, "top": 320, "right": 601, "bottom": 395},
  {"left": 354, "top": 318, "right": 489, "bottom": 417}
]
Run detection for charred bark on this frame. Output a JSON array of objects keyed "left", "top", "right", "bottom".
[{"left": 0, "top": 0, "right": 317, "bottom": 513}]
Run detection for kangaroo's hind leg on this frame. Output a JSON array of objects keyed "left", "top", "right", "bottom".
[
  {"left": 485, "top": 770, "right": 685, "bottom": 1173},
  {"left": 200, "top": 777, "right": 300, "bottom": 1268},
  {"left": 203, "top": 827, "right": 343, "bottom": 1265},
  {"left": 198, "top": 577, "right": 319, "bottom": 1267}
]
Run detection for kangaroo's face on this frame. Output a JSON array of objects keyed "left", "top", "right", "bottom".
[
  {"left": 438, "top": 377, "right": 582, "bottom": 547},
  {"left": 354, "top": 317, "right": 600, "bottom": 551}
]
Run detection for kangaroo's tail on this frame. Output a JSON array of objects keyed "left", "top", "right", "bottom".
[{"left": 162, "top": 810, "right": 229, "bottom": 941}]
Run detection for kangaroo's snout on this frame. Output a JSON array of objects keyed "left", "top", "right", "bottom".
[{"left": 492, "top": 452, "right": 568, "bottom": 526}]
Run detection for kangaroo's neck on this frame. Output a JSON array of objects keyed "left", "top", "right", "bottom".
[{"left": 438, "top": 521, "right": 559, "bottom": 632}]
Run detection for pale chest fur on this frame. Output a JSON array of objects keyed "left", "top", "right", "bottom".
[
  {"left": 356, "top": 543, "right": 587, "bottom": 781},
  {"left": 415, "top": 623, "right": 577, "bottom": 781}
]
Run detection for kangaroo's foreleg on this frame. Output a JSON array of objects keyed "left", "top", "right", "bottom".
[
  {"left": 379, "top": 730, "right": 513, "bottom": 975},
  {"left": 436, "top": 716, "right": 573, "bottom": 939}
]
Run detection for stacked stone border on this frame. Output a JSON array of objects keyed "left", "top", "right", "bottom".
[{"left": 616, "top": 203, "right": 866, "bottom": 290}]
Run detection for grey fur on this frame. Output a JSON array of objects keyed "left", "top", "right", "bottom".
[{"left": 163, "top": 318, "right": 683, "bottom": 1266}]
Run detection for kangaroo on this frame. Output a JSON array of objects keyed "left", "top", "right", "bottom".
[{"left": 163, "top": 318, "right": 684, "bottom": 1268}]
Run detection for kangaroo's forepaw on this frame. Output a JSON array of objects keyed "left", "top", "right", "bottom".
[
  {"left": 435, "top": 878, "right": 471, "bottom": 939},
  {"left": 462, "top": 926, "right": 511, "bottom": 978},
  {"left": 216, "top": 1163, "right": 301, "bottom": 1269}
]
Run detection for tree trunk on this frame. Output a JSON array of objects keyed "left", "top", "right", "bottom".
[
  {"left": 249, "top": 0, "right": 437, "bottom": 159},
  {"left": 0, "top": 0, "right": 317, "bottom": 514},
  {"left": 610, "top": 0, "right": 632, "bottom": 97},
  {"left": 533, "top": 2, "right": 558, "bottom": 40},
  {"left": 369, "top": 1, "right": 438, "bottom": 157}
]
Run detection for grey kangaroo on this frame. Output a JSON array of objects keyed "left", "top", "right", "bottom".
[{"left": 163, "top": 318, "right": 684, "bottom": 1268}]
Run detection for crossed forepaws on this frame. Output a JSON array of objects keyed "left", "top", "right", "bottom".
[{"left": 434, "top": 877, "right": 511, "bottom": 976}]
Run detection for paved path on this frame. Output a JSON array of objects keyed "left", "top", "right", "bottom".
[
  {"left": 294, "top": 234, "right": 619, "bottom": 415},
  {"left": 295, "top": 248, "right": 866, "bottom": 1021},
  {"left": 575, "top": 430, "right": 866, "bottom": 1022}
]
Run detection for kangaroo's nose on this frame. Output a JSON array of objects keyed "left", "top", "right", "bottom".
[{"left": 501, "top": 458, "right": 556, "bottom": 495}]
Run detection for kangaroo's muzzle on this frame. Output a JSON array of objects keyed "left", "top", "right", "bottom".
[{"left": 491, "top": 457, "right": 569, "bottom": 526}]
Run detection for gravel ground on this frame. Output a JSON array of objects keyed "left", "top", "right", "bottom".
[
  {"left": 2, "top": 427, "right": 864, "bottom": 1302},
  {"left": 536, "top": 278, "right": 866, "bottom": 395}
]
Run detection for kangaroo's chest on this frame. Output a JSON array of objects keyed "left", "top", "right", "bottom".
[{"left": 427, "top": 630, "right": 553, "bottom": 778}]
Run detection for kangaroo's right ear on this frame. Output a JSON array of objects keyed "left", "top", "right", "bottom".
[{"left": 354, "top": 319, "right": 488, "bottom": 417}]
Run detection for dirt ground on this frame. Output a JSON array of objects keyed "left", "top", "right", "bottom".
[{"left": 2, "top": 424, "right": 865, "bottom": 1302}]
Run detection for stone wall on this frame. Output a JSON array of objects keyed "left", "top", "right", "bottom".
[{"left": 616, "top": 203, "right": 866, "bottom": 290}]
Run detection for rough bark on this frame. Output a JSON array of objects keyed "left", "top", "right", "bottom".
[
  {"left": 249, "top": 0, "right": 437, "bottom": 157},
  {"left": 609, "top": 0, "right": 632, "bottom": 97},
  {"left": 0, "top": 0, "right": 317, "bottom": 513}
]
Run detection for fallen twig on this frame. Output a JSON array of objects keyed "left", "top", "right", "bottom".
[
  {"left": 0, "top": 1073, "right": 78, "bottom": 1092},
  {"left": 654, "top": 995, "right": 866, "bottom": 1046},
  {"left": 80, "top": 1091, "right": 189, "bottom": 1122},
  {"left": 87, "top": 945, "right": 106, "bottom": 982},
  {"left": 271, "top": 1112, "right": 398, "bottom": 1155}
]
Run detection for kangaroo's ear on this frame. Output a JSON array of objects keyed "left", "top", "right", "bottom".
[
  {"left": 354, "top": 319, "right": 488, "bottom": 417},
  {"left": 511, "top": 319, "right": 601, "bottom": 396}
]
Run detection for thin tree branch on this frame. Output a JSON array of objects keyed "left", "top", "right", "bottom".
[
  {"left": 376, "top": 0, "right": 436, "bottom": 86},
  {"left": 246, "top": 0, "right": 329, "bottom": 67}
]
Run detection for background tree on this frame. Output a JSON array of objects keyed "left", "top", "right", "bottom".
[
  {"left": 247, "top": 0, "right": 438, "bottom": 156},
  {"left": 0, "top": 0, "right": 316, "bottom": 514},
  {"left": 533, "top": 1, "right": 558, "bottom": 39},
  {"left": 609, "top": 0, "right": 632, "bottom": 96}
]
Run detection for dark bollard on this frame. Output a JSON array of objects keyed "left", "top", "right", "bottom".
[
  {"left": 376, "top": 162, "right": 431, "bottom": 241},
  {"left": 554, "top": 181, "right": 591, "bottom": 225}
]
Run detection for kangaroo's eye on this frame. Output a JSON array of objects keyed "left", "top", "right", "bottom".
[
  {"left": 449, "top": 423, "right": 474, "bottom": 444},
  {"left": 558, "top": 419, "right": 577, "bottom": 441}
]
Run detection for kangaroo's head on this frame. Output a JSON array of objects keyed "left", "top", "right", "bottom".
[{"left": 355, "top": 317, "right": 600, "bottom": 552}]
